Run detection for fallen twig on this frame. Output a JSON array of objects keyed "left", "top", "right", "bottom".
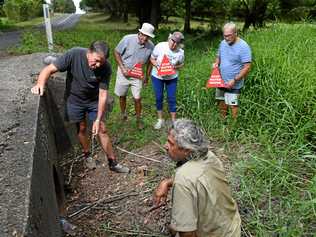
[
  {"left": 116, "top": 146, "right": 162, "bottom": 163},
  {"left": 68, "top": 192, "right": 138, "bottom": 218},
  {"left": 61, "top": 153, "right": 85, "bottom": 166},
  {"left": 101, "top": 227, "right": 164, "bottom": 237},
  {"left": 152, "top": 141, "right": 167, "bottom": 154},
  {"left": 147, "top": 203, "right": 166, "bottom": 213},
  {"left": 66, "top": 160, "right": 75, "bottom": 185}
]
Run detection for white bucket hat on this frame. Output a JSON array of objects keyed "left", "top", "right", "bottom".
[{"left": 138, "top": 23, "right": 155, "bottom": 38}]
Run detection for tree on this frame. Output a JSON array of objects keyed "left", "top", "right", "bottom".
[
  {"left": 3, "top": 0, "right": 43, "bottom": 21},
  {"left": 53, "top": 0, "right": 76, "bottom": 13},
  {"left": 184, "top": 0, "right": 191, "bottom": 32}
]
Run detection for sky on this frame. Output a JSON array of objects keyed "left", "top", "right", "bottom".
[
  {"left": 45, "top": 0, "right": 85, "bottom": 14},
  {"left": 72, "top": 0, "right": 85, "bottom": 14}
]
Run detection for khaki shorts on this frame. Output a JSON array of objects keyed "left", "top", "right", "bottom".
[
  {"left": 114, "top": 67, "right": 142, "bottom": 99},
  {"left": 215, "top": 88, "right": 240, "bottom": 106}
]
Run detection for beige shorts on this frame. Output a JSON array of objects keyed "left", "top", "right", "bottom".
[
  {"left": 215, "top": 88, "right": 240, "bottom": 106},
  {"left": 114, "top": 67, "right": 142, "bottom": 99}
]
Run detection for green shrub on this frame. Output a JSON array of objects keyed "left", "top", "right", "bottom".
[{"left": 3, "top": 0, "right": 42, "bottom": 22}]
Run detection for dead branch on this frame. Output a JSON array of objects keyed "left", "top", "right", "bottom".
[
  {"left": 146, "top": 203, "right": 166, "bottom": 213},
  {"left": 152, "top": 140, "right": 167, "bottom": 154},
  {"left": 116, "top": 146, "right": 162, "bottom": 163},
  {"left": 101, "top": 227, "right": 164, "bottom": 237},
  {"left": 68, "top": 192, "right": 138, "bottom": 218},
  {"left": 66, "top": 160, "right": 75, "bottom": 185}
]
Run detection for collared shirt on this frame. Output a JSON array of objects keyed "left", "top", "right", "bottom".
[
  {"left": 115, "top": 34, "right": 154, "bottom": 69},
  {"left": 170, "top": 151, "right": 241, "bottom": 237}
]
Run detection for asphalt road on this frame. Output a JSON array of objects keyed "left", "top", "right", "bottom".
[{"left": 0, "top": 14, "right": 81, "bottom": 50}]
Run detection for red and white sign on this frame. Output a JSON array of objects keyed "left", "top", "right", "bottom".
[
  {"left": 206, "top": 67, "right": 227, "bottom": 88},
  {"left": 157, "top": 55, "right": 176, "bottom": 76},
  {"left": 127, "top": 63, "right": 144, "bottom": 79}
]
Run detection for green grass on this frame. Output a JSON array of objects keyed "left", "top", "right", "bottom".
[{"left": 13, "top": 14, "right": 316, "bottom": 235}]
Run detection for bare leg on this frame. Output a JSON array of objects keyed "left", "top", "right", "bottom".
[
  {"left": 157, "top": 110, "right": 163, "bottom": 120},
  {"left": 134, "top": 98, "right": 142, "bottom": 119},
  {"left": 77, "top": 120, "right": 89, "bottom": 154},
  {"left": 218, "top": 101, "right": 228, "bottom": 119},
  {"left": 134, "top": 98, "right": 144, "bottom": 129},
  {"left": 170, "top": 112, "right": 176, "bottom": 121},
  {"left": 98, "top": 121, "right": 116, "bottom": 161},
  {"left": 231, "top": 105, "right": 239, "bottom": 120},
  {"left": 119, "top": 96, "right": 127, "bottom": 119}
]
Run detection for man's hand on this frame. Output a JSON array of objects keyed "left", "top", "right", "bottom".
[
  {"left": 92, "top": 120, "right": 100, "bottom": 135},
  {"left": 153, "top": 178, "right": 173, "bottom": 206},
  {"left": 31, "top": 84, "right": 45, "bottom": 96},
  {"left": 121, "top": 66, "right": 129, "bottom": 77},
  {"left": 30, "top": 64, "right": 58, "bottom": 96},
  {"left": 227, "top": 79, "right": 236, "bottom": 89}
]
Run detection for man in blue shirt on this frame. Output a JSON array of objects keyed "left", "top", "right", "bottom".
[{"left": 214, "top": 22, "right": 252, "bottom": 119}]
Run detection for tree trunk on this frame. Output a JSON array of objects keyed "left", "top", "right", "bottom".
[
  {"left": 184, "top": 0, "right": 191, "bottom": 33},
  {"left": 150, "top": 0, "right": 160, "bottom": 28},
  {"left": 122, "top": 0, "right": 128, "bottom": 22},
  {"left": 136, "top": 0, "right": 151, "bottom": 26}
]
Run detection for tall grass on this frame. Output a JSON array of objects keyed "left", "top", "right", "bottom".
[
  {"left": 177, "top": 24, "right": 316, "bottom": 235},
  {"left": 14, "top": 15, "right": 316, "bottom": 235}
]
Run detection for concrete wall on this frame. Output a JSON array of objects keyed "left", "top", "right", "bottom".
[{"left": 0, "top": 54, "right": 77, "bottom": 237}]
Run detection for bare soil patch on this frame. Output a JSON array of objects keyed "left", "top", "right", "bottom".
[{"left": 62, "top": 143, "right": 174, "bottom": 237}]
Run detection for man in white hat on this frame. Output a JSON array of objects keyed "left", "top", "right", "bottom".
[{"left": 114, "top": 23, "right": 155, "bottom": 129}]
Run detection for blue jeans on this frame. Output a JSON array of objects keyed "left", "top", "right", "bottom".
[{"left": 151, "top": 76, "right": 178, "bottom": 112}]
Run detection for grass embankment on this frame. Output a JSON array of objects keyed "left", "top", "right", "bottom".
[{"left": 14, "top": 13, "right": 316, "bottom": 235}]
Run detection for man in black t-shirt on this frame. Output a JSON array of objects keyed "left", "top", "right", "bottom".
[{"left": 31, "top": 41, "right": 129, "bottom": 173}]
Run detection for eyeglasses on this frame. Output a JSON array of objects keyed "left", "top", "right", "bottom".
[
  {"left": 223, "top": 33, "right": 235, "bottom": 38},
  {"left": 170, "top": 39, "right": 178, "bottom": 44}
]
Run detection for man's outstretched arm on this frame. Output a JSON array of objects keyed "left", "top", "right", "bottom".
[{"left": 31, "top": 64, "right": 58, "bottom": 96}]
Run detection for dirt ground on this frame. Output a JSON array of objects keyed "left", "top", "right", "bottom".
[
  {"left": 61, "top": 142, "right": 175, "bottom": 237},
  {"left": 60, "top": 138, "right": 232, "bottom": 237}
]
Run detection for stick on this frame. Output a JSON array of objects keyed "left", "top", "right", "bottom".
[
  {"left": 61, "top": 153, "right": 85, "bottom": 166},
  {"left": 146, "top": 203, "right": 166, "bottom": 213},
  {"left": 152, "top": 140, "right": 167, "bottom": 154},
  {"left": 102, "top": 227, "right": 163, "bottom": 237},
  {"left": 116, "top": 146, "right": 161, "bottom": 163},
  {"left": 66, "top": 160, "right": 74, "bottom": 185},
  {"left": 68, "top": 192, "right": 138, "bottom": 218}
]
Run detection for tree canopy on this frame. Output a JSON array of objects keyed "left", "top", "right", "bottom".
[{"left": 79, "top": 0, "right": 316, "bottom": 31}]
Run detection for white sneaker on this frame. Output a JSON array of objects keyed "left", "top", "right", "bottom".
[{"left": 154, "top": 119, "right": 165, "bottom": 130}]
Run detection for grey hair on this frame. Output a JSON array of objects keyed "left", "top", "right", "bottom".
[
  {"left": 223, "top": 22, "right": 237, "bottom": 33},
  {"left": 89, "top": 40, "right": 110, "bottom": 59},
  {"left": 170, "top": 119, "right": 209, "bottom": 156}
]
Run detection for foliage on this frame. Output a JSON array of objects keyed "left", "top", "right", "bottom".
[
  {"left": 53, "top": 0, "right": 76, "bottom": 13},
  {"left": 3, "top": 0, "right": 42, "bottom": 21},
  {"left": 13, "top": 14, "right": 316, "bottom": 235},
  {"left": 78, "top": 0, "right": 316, "bottom": 31}
]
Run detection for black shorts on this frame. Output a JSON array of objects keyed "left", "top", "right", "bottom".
[{"left": 65, "top": 101, "right": 98, "bottom": 123}]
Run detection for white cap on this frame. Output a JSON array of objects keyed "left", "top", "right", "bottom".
[{"left": 138, "top": 23, "right": 155, "bottom": 38}]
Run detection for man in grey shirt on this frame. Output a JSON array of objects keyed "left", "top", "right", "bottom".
[
  {"left": 114, "top": 23, "right": 155, "bottom": 129},
  {"left": 31, "top": 41, "right": 129, "bottom": 173}
]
